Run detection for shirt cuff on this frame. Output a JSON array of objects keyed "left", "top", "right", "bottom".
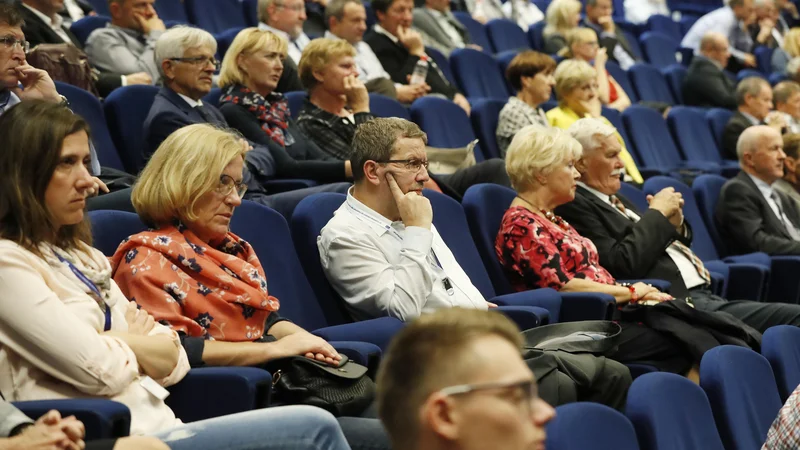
[
  {"left": 402, "top": 226, "right": 434, "bottom": 255},
  {"left": 178, "top": 334, "right": 206, "bottom": 368},
  {"left": 121, "top": 75, "right": 128, "bottom": 87}
]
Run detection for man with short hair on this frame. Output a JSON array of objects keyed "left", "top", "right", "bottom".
[
  {"left": 773, "top": 133, "right": 800, "bottom": 209},
  {"left": 556, "top": 118, "right": 800, "bottom": 330},
  {"left": 412, "top": 0, "right": 478, "bottom": 57},
  {"left": 683, "top": 32, "right": 737, "bottom": 109},
  {"left": 717, "top": 126, "right": 800, "bottom": 255},
  {"left": 750, "top": 0, "right": 784, "bottom": 48},
  {"left": 582, "top": 0, "right": 639, "bottom": 70},
  {"left": 257, "top": 0, "right": 310, "bottom": 65},
  {"left": 722, "top": 77, "right": 786, "bottom": 160},
  {"left": 682, "top": 0, "right": 758, "bottom": 71},
  {"left": 774, "top": 80, "right": 800, "bottom": 133},
  {"left": 376, "top": 308, "right": 556, "bottom": 450},
  {"left": 84, "top": 0, "right": 164, "bottom": 84}
]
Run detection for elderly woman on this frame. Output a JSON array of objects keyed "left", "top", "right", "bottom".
[
  {"left": 0, "top": 101, "right": 353, "bottom": 450},
  {"left": 773, "top": 28, "right": 800, "bottom": 73},
  {"left": 217, "top": 28, "right": 352, "bottom": 180},
  {"left": 496, "top": 51, "right": 556, "bottom": 156},
  {"left": 541, "top": 0, "right": 582, "bottom": 54},
  {"left": 546, "top": 59, "right": 643, "bottom": 184}
]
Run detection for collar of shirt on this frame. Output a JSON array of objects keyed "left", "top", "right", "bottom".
[
  {"left": 259, "top": 22, "right": 292, "bottom": 41},
  {"left": 345, "top": 187, "right": 399, "bottom": 237},
  {"left": 695, "top": 54, "right": 724, "bottom": 70},
  {"left": 177, "top": 93, "right": 203, "bottom": 108},
  {"left": 740, "top": 110, "right": 761, "bottom": 125},
  {"left": 110, "top": 23, "right": 147, "bottom": 41},
  {"left": 578, "top": 181, "right": 614, "bottom": 205},
  {"left": 747, "top": 171, "right": 776, "bottom": 199},
  {"left": 23, "top": 4, "right": 65, "bottom": 31},
  {"left": 373, "top": 24, "right": 400, "bottom": 44}
]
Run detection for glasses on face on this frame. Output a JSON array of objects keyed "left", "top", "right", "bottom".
[
  {"left": 0, "top": 36, "right": 30, "bottom": 54},
  {"left": 275, "top": 2, "right": 306, "bottom": 12},
  {"left": 376, "top": 158, "right": 429, "bottom": 172},
  {"left": 216, "top": 174, "right": 247, "bottom": 198},
  {"left": 440, "top": 379, "right": 540, "bottom": 415},
  {"left": 169, "top": 56, "right": 220, "bottom": 71}
]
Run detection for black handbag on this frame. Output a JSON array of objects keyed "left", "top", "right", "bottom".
[{"left": 270, "top": 355, "right": 376, "bottom": 417}]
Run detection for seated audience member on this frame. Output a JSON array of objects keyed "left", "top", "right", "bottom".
[
  {"left": 749, "top": 0, "right": 784, "bottom": 49},
  {"left": 144, "top": 26, "right": 349, "bottom": 218},
  {"left": 556, "top": 118, "right": 800, "bottom": 331},
  {"left": 60, "top": 0, "right": 94, "bottom": 25},
  {"left": 502, "top": 0, "right": 545, "bottom": 29},
  {"left": 772, "top": 27, "right": 800, "bottom": 73},
  {"left": 325, "top": 0, "right": 429, "bottom": 102},
  {"left": 257, "top": 0, "right": 310, "bottom": 65},
  {"left": 84, "top": 0, "right": 164, "bottom": 85},
  {"left": 0, "top": 99, "right": 354, "bottom": 450},
  {"left": 624, "top": 0, "right": 669, "bottom": 25},
  {"left": 775, "top": 80, "right": 800, "bottom": 133},
  {"left": 582, "top": 0, "right": 639, "bottom": 70},
  {"left": 683, "top": 32, "right": 738, "bottom": 109},
  {"left": 541, "top": 0, "right": 582, "bottom": 54},
  {"left": 496, "top": 51, "right": 556, "bottom": 156},
  {"left": 546, "top": 59, "right": 643, "bottom": 183},
  {"left": 778, "top": 0, "right": 800, "bottom": 27},
  {"left": 18, "top": 0, "right": 151, "bottom": 94},
  {"left": 297, "top": 38, "right": 509, "bottom": 197},
  {"left": 763, "top": 383, "right": 800, "bottom": 450},
  {"left": 452, "top": 0, "right": 542, "bottom": 28},
  {"left": 773, "top": 133, "right": 800, "bottom": 208},
  {"left": 376, "top": 308, "right": 556, "bottom": 450},
  {"left": 722, "top": 76, "right": 786, "bottom": 160},
  {"left": 318, "top": 117, "right": 633, "bottom": 409},
  {"left": 110, "top": 123, "right": 389, "bottom": 450},
  {"left": 364, "top": 0, "right": 470, "bottom": 113},
  {"left": 681, "top": 0, "right": 758, "bottom": 71},
  {"left": 716, "top": 126, "right": 800, "bottom": 255},
  {"left": 412, "top": 0, "right": 480, "bottom": 57}
]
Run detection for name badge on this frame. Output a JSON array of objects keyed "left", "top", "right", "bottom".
[{"left": 140, "top": 376, "right": 170, "bottom": 401}]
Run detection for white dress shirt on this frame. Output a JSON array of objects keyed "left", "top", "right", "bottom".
[
  {"left": 22, "top": 4, "right": 73, "bottom": 44},
  {"left": 62, "top": 0, "right": 86, "bottom": 24},
  {"left": 682, "top": 7, "right": 751, "bottom": 62},
  {"left": 624, "top": 0, "right": 670, "bottom": 24},
  {"left": 324, "top": 31, "right": 392, "bottom": 82},
  {"left": 258, "top": 23, "right": 310, "bottom": 65},
  {"left": 318, "top": 188, "right": 489, "bottom": 322},
  {"left": 501, "top": 0, "right": 544, "bottom": 29},
  {"left": 746, "top": 173, "right": 800, "bottom": 240},
  {"left": 580, "top": 182, "right": 708, "bottom": 290}
]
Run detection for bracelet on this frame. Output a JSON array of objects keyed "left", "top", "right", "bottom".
[{"left": 618, "top": 283, "right": 638, "bottom": 303}]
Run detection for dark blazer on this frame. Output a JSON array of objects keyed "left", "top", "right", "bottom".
[
  {"left": 555, "top": 186, "right": 694, "bottom": 299},
  {"left": 683, "top": 57, "right": 737, "bottom": 111},
  {"left": 722, "top": 111, "right": 757, "bottom": 161},
  {"left": 715, "top": 171, "right": 800, "bottom": 255},
  {"left": 583, "top": 20, "right": 639, "bottom": 65},
  {"left": 363, "top": 29, "right": 458, "bottom": 99}
]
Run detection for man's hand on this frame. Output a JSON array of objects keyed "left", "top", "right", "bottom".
[
  {"left": 125, "top": 72, "right": 152, "bottom": 85},
  {"left": 647, "top": 187, "right": 683, "bottom": 220},
  {"left": 466, "top": 43, "right": 483, "bottom": 51},
  {"left": 387, "top": 173, "right": 433, "bottom": 229},
  {"left": 453, "top": 93, "right": 471, "bottom": 115},
  {"left": 396, "top": 83, "right": 429, "bottom": 103},
  {"left": 343, "top": 75, "right": 369, "bottom": 113},
  {"left": 766, "top": 111, "right": 788, "bottom": 131},
  {"left": 756, "top": 18, "right": 775, "bottom": 43},
  {"left": 86, "top": 177, "right": 109, "bottom": 198},
  {"left": 742, "top": 53, "right": 758, "bottom": 67},
  {"left": 597, "top": 15, "right": 615, "bottom": 33},
  {"left": 594, "top": 47, "right": 608, "bottom": 68},
  {"left": 11, "top": 64, "right": 60, "bottom": 103},
  {"left": 35, "top": 411, "right": 84, "bottom": 446},
  {"left": 135, "top": 12, "right": 166, "bottom": 35},
  {"left": 276, "top": 332, "right": 342, "bottom": 366},
  {"left": 0, "top": 411, "right": 85, "bottom": 450},
  {"left": 397, "top": 26, "right": 425, "bottom": 56}
]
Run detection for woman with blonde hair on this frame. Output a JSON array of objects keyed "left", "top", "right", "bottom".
[
  {"left": 542, "top": 0, "right": 582, "bottom": 54},
  {"left": 773, "top": 28, "right": 800, "bottom": 73}
]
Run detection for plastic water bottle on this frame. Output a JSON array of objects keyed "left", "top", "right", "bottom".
[{"left": 409, "top": 56, "right": 429, "bottom": 85}]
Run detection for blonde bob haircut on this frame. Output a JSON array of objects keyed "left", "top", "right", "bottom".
[
  {"left": 298, "top": 38, "right": 356, "bottom": 91},
  {"left": 554, "top": 59, "right": 596, "bottom": 104},
  {"left": 544, "top": 0, "right": 582, "bottom": 37},
  {"left": 785, "top": 28, "right": 800, "bottom": 59},
  {"left": 505, "top": 125, "right": 583, "bottom": 192},
  {"left": 560, "top": 27, "right": 597, "bottom": 58},
  {"left": 219, "top": 28, "right": 288, "bottom": 89},
  {"left": 132, "top": 124, "right": 247, "bottom": 227}
]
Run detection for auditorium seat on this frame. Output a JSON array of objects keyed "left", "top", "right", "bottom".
[
  {"left": 662, "top": 64, "right": 687, "bottom": 105},
  {"left": 646, "top": 14, "right": 682, "bottom": 41},
  {"left": 527, "top": 20, "right": 546, "bottom": 51},
  {"left": 628, "top": 63, "right": 675, "bottom": 104},
  {"left": 202, "top": 87, "right": 223, "bottom": 108},
  {"left": 470, "top": 98, "right": 506, "bottom": 160},
  {"left": 755, "top": 46, "right": 774, "bottom": 75},
  {"left": 154, "top": 0, "right": 189, "bottom": 23},
  {"left": 639, "top": 31, "right": 679, "bottom": 69},
  {"left": 285, "top": 91, "right": 307, "bottom": 120},
  {"left": 737, "top": 69, "right": 767, "bottom": 82},
  {"left": 450, "top": 48, "right": 510, "bottom": 101},
  {"left": 762, "top": 325, "right": 800, "bottom": 402},
  {"left": 666, "top": 106, "right": 740, "bottom": 177},
  {"left": 84, "top": 0, "right": 110, "bottom": 16},
  {"left": 185, "top": 0, "right": 248, "bottom": 34},
  {"left": 69, "top": 15, "right": 110, "bottom": 47},
  {"left": 485, "top": 18, "right": 530, "bottom": 53},
  {"left": 410, "top": 96, "right": 487, "bottom": 160},
  {"left": 770, "top": 72, "right": 790, "bottom": 85},
  {"left": 215, "top": 27, "right": 245, "bottom": 59},
  {"left": 547, "top": 402, "right": 640, "bottom": 450},
  {"left": 103, "top": 84, "right": 160, "bottom": 174},
  {"left": 705, "top": 108, "right": 734, "bottom": 151},
  {"left": 369, "top": 93, "right": 410, "bottom": 120},
  {"left": 606, "top": 61, "right": 639, "bottom": 103},
  {"left": 14, "top": 399, "right": 130, "bottom": 440},
  {"left": 452, "top": 11, "right": 492, "bottom": 52},
  {"left": 495, "top": 49, "right": 520, "bottom": 94},
  {"left": 425, "top": 46, "right": 455, "bottom": 85}
]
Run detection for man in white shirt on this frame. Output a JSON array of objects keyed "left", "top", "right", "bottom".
[
  {"left": 257, "top": 0, "right": 311, "bottom": 65},
  {"left": 412, "top": 0, "right": 479, "bottom": 57},
  {"left": 682, "top": 0, "right": 759, "bottom": 70},
  {"left": 774, "top": 80, "right": 800, "bottom": 134},
  {"left": 623, "top": 0, "right": 670, "bottom": 25}
]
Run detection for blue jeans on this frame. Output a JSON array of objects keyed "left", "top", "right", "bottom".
[{"left": 151, "top": 405, "right": 351, "bottom": 450}]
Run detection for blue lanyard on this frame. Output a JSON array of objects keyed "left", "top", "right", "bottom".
[{"left": 55, "top": 253, "right": 112, "bottom": 331}]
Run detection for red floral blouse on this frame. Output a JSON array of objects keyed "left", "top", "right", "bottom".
[{"left": 495, "top": 206, "right": 616, "bottom": 292}]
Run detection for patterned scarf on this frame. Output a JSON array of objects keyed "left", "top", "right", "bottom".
[{"left": 220, "top": 84, "right": 290, "bottom": 146}]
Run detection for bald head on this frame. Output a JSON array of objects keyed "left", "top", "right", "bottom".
[
  {"left": 700, "top": 32, "right": 731, "bottom": 67},
  {"left": 737, "top": 126, "right": 772, "bottom": 160}
]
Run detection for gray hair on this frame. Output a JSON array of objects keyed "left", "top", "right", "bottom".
[
  {"left": 325, "top": 0, "right": 362, "bottom": 25},
  {"left": 737, "top": 125, "right": 772, "bottom": 160},
  {"left": 568, "top": 118, "right": 617, "bottom": 154},
  {"left": 258, "top": 0, "right": 276, "bottom": 23},
  {"left": 735, "top": 76, "right": 770, "bottom": 106},
  {"left": 154, "top": 26, "right": 217, "bottom": 77}
]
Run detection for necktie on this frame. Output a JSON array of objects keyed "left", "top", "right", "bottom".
[
  {"left": 194, "top": 104, "right": 215, "bottom": 124},
  {"left": 771, "top": 191, "right": 800, "bottom": 240},
  {"left": 609, "top": 195, "right": 626, "bottom": 214}
]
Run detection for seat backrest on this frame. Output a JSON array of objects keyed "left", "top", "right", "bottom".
[
  {"left": 700, "top": 346, "right": 783, "bottom": 450},
  {"left": 643, "top": 176, "right": 720, "bottom": 260},
  {"left": 88, "top": 210, "right": 147, "bottom": 256},
  {"left": 617, "top": 182, "right": 648, "bottom": 211},
  {"left": 679, "top": 15, "right": 699, "bottom": 36},
  {"left": 462, "top": 184, "right": 517, "bottom": 295},
  {"left": 647, "top": 14, "right": 682, "bottom": 41},
  {"left": 755, "top": 46, "right": 774, "bottom": 74},
  {"left": 691, "top": 174, "right": 730, "bottom": 256},
  {"left": 55, "top": 81, "right": 125, "bottom": 171},
  {"left": 84, "top": 0, "right": 110, "bottom": 16},
  {"left": 667, "top": 106, "right": 722, "bottom": 164},
  {"left": 452, "top": 11, "right": 492, "bottom": 51},
  {"left": 69, "top": 15, "right": 110, "bottom": 47},
  {"left": 485, "top": 18, "right": 530, "bottom": 53},
  {"left": 546, "top": 402, "right": 640, "bottom": 450},
  {"left": 495, "top": 49, "right": 520, "bottom": 94},
  {"left": 215, "top": 27, "right": 245, "bottom": 59},
  {"left": 762, "top": 325, "right": 800, "bottom": 402},
  {"left": 369, "top": 93, "right": 411, "bottom": 120},
  {"left": 290, "top": 193, "right": 353, "bottom": 326},
  {"left": 601, "top": 107, "right": 636, "bottom": 162},
  {"left": 640, "top": 31, "right": 679, "bottom": 69},
  {"left": 184, "top": 0, "right": 247, "bottom": 34},
  {"left": 705, "top": 108, "right": 734, "bottom": 155},
  {"left": 410, "top": 96, "right": 484, "bottom": 159},
  {"left": 470, "top": 98, "right": 506, "bottom": 160},
  {"left": 425, "top": 46, "right": 456, "bottom": 85},
  {"left": 662, "top": 64, "right": 687, "bottom": 105},
  {"left": 622, "top": 105, "right": 683, "bottom": 169},
  {"left": 202, "top": 87, "right": 223, "bottom": 109},
  {"left": 450, "top": 48, "right": 510, "bottom": 100},
  {"left": 737, "top": 69, "right": 767, "bottom": 83},
  {"left": 102, "top": 84, "right": 159, "bottom": 174},
  {"left": 620, "top": 29, "right": 643, "bottom": 60},
  {"left": 425, "top": 190, "right": 496, "bottom": 299},
  {"left": 769, "top": 72, "right": 789, "bottom": 86},
  {"left": 606, "top": 61, "right": 638, "bottom": 103},
  {"left": 285, "top": 91, "right": 308, "bottom": 120},
  {"left": 363, "top": 1, "right": 377, "bottom": 29},
  {"left": 628, "top": 63, "right": 675, "bottom": 104},
  {"left": 154, "top": 0, "right": 189, "bottom": 23},
  {"left": 626, "top": 372, "right": 726, "bottom": 450},
  {"left": 230, "top": 200, "right": 331, "bottom": 331},
  {"left": 527, "top": 20, "right": 547, "bottom": 50}
]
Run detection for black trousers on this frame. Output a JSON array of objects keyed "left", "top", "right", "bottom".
[
  {"left": 611, "top": 321, "right": 694, "bottom": 375},
  {"left": 689, "top": 288, "right": 800, "bottom": 333}
]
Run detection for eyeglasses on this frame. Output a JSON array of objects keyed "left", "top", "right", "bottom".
[
  {"left": 375, "top": 158, "right": 429, "bottom": 172},
  {"left": 0, "top": 36, "right": 30, "bottom": 54},
  {"left": 216, "top": 174, "right": 247, "bottom": 198},
  {"left": 440, "top": 379, "right": 540, "bottom": 415},
  {"left": 275, "top": 2, "right": 306, "bottom": 12},
  {"left": 169, "top": 56, "right": 220, "bottom": 71}
]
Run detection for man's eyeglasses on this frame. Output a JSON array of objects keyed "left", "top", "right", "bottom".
[
  {"left": 376, "top": 158, "right": 429, "bottom": 172},
  {"left": 0, "top": 36, "right": 30, "bottom": 54},
  {"left": 216, "top": 174, "right": 247, "bottom": 198},
  {"left": 439, "top": 379, "right": 539, "bottom": 414},
  {"left": 275, "top": 2, "right": 306, "bottom": 12},
  {"left": 169, "top": 56, "right": 220, "bottom": 71}
]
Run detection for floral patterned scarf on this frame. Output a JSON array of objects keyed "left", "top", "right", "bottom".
[
  {"left": 220, "top": 84, "right": 290, "bottom": 146},
  {"left": 109, "top": 224, "right": 280, "bottom": 342}
]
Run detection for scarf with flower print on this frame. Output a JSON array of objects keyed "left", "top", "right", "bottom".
[
  {"left": 220, "top": 83, "right": 290, "bottom": 146},
  {"left": 109, "top": 225, "right": 280, "bottom": 342}
]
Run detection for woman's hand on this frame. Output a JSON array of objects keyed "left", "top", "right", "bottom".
[
  {"left": 594, "top": 47, "right": 608, "bottom": 68},
  {"left": 122, "top": 302, "right": 156, "bottom": 336},
  {"left": 85, "top": 177, "right": 109, "bottom": 198},
  {"left": 631, "top": 282, "right": 657, "bottom": 300},
  {"left": 640, "top": 291, "right": 674, "bottom": 303},
  {"left": 276, "top": 332, "right": 342, "bottom": 366}
]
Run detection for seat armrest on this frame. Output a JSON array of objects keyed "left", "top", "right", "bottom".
[
  {"left": 328, "top": 341, "right": 382, "bottom": 376},
  {"left": 724, "top": 263, "right": 769, "bottom": 302},
  {"left": 704, "top": 260, "right": 730, "bottom": 297},
  {"left": 13, "top": 399, "right": 131, "bottom": 440},
  {"left": 618, "top": 279, "right": 672, "bottom": 293},
  {"left": 558, "top": 292, "right": 616, "bottom": 321},
  {"left": 495, "top": 306, "right": 549, "bottom": 331},
  {"left": 166, "top": 367, "right": 272, "bottom": 422},
  {"left": 312, "top": 317, "right": 404, "bottom": 352},
  {"left": 490, "top": 288, "right": 561, "bottom": 322},
  {"left": 768, "top": 256, "right": 800, "bottom": 304}
]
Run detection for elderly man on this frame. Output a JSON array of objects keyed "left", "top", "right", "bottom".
[
  {"left": 774, "top": 80, "right": 800, "bottom": 133},
  {"left": 750, "top": 0, "right": 785, "bottom": 48},
  {"left": 774, "top": 133, "right": 800, "bottom": 209},
  {"left": 682, "top": 0, "right": 758, "bottom": 71},
  {"left": 683, "top": 32, "right": 737, "bottom": 109},
  {"left": 257, "top": 0, "right": 310, "bottom": 65},
  {"left": 84, "top": 0, "right": 164, "bottom": 84},
  {"left": 582, "top": 0, "right": 639, "bottom": 69},
  {"left": 717, "top": 126, "right": 800, "bottom": 255},
  {"left": 722, "top": 77, "right": 786, "bottom": 160},
  {"left": 377, "top": 308, "right": 556, "bottom": 450},
  {"left": 556, "top": 118, "right": 800, "bottom": 330},
  {"left": 412, "top": 0, "right": 478, "bottom": 57}
]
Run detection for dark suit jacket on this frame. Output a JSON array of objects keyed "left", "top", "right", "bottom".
[
  {"left": 722, "top": 111, "right": 757, "bottom": 161},
  {"left": 583, "top": 20, "right": 638, "bottom": 65},
  {"left": 715, "top": 171, "right": 800, "bottom": 255},
  {"left": 555, "top": 186, "right": 695, "bottom": 299},
  {"left": 363, "top": 29, "right": 458, "bottom": 99},
  {"left": 683, "top": 57, "right": 737, "bottom": 111}
]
